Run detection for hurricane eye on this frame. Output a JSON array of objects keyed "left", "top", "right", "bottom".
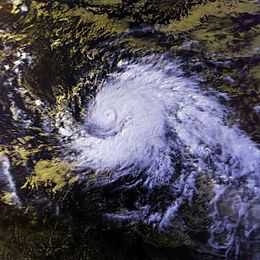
[
  {"left": 102, "top": 108, "right": 116, "bottom": 123},
  {"left": 104, "top": 109, "right": 113, "bottom": 118}
]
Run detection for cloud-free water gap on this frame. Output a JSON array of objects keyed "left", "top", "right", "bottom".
[{"left": 63, "top": 56, "right": 260, "bottom": 258}]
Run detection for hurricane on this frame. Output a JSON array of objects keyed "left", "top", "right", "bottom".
[{"left": 66, "top": 57, "right": 260, "bottom": 258}]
